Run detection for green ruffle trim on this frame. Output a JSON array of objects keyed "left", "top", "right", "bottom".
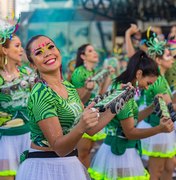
[
  {"left": 142, "top": 148, "right": 176, "bottom": 158},
  {"left": 82, "top": 132, "right": 106, "bottom": 141},
  {"left": 0, "top": 122, "right": 30, "bottom": 139},
  {"left": 88, "top": 168, "right": 150, "bottom": 180},
  {"left": 0, "top": 170, "right": 16, "bottom": 176}
]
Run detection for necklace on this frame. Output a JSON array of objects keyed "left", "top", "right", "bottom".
[{"left": 3, "top": 66, "right": 20, "bottom": 81}]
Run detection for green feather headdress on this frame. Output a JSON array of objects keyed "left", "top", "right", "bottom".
[{"left": 0, "top": 16, "right": 20, "bottom": 45}]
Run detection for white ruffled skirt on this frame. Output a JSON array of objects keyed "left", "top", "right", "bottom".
[
  {"left": 137, "top": 120, "right": 176, "bottom": 158},
  {"left": 0, "top": 132, "right": 31, "bottom": 176},
  {"left": 16, "top": 156, "right": 91, "bottom": 180},
  {"left": 89, "top": 143, "right": 149, "bottom": 180}
]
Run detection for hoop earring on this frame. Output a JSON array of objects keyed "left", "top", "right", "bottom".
[
  {"left": 135, "top": 80, "right": 140, "bottom": 96},
  {"left": 4, "top": 56, "right": 8, "bottom": 65}
]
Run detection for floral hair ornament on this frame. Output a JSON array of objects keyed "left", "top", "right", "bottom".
[
  {"left": 145, "top": 27, "right": 166, "bottom": 58},
  {"left": 0, "top": 15, "right": 21, "bottom": 45}
]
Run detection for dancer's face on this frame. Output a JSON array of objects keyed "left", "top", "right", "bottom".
[
  {"left": 29, "top": 36, "right": 61, "bottom": 74},
  {"left": 81, "top": 45, "right": 99, "bottom": 64},
  {"left": 159, "top": 49, "right": 174, "bottom": 70},
  {"left": 136, "top": 70, "right": 157, "bottom": 90},
  {"left": 3, "top": 36, "right": 23, "bottom": 65}
]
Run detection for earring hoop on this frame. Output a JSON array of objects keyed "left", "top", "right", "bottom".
[
  {"left": 4, "top": 56, "right": 8, "bottom": 65},
  {"left": 135, "top": 80, "right": 140, "bottom": 96}
]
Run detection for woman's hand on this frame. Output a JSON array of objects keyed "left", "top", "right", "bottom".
[
  {"left": 159, "top": 117, "right": 174, "bottom": 133},
  {"left": 121, "top": 82, "right": 134, "bottom": 89},
  {"left": 126, "top": 24, "right": 139, "bottom": 36},
  {"left": 107, "top": 65, "right": 115, "bottom": 75},
  {"left": 155, "top": 93, "right": 171, "bottom": 105},
  {"left": 78, "top": 102, "right": 100, "bottom": 133},
  {"left": 84, "top": 78, "right": 95, "bottom": 91}
]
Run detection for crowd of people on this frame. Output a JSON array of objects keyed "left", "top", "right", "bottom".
[{"left": 0, "top": 16, "right": 176, "bottom": 180}]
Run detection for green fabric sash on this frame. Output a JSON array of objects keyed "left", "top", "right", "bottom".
[{"left": 104, "top": 135, "right": 142, "bottom": 155}]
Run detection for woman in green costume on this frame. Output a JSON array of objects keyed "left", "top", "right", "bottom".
[
  {"left": 138, "top": 34, "right": 176, "bottom": 180},
  {"left": 0, "top": 21, "right": 35, "bottom": 179},
  {"left": 71, "top": 44, "right": 115, "bottom": 168},
  {"left": 89, "top": 50, "right": 174, "bottom": 180},
  {"left": 16, "top": 35, "right": 121, "bottom": 180},
  {"left": 165, "top": 26, "right": 176, "bottom": 94}
]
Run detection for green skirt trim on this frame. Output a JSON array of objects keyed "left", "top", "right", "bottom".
[
  {"left": 0, "top": 170, "right": 16, "bottom": 176},
  {"left": 0, "top": 122, "right": 30, "bottom": 139},
  {"left": 82, "top": 132, "right": 106, "bottom": 141},
  {"left": 88, "top": 168, "right": 150, "bottom": 180},
  {"left": 142, "top": 148, "right": 176, "bottom": 158}
]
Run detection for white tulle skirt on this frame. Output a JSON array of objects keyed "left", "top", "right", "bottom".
[
  {"left": 0, "top": 133, "right": 31, "bottom": 176},
  {"left": 16, "top": 156, "right": 91, "bottom": 180},
  {"left": 137, "top": 120, "right": 176, "bottom": 158},
  {"left": 88, "top": 143, "right": 149, "bottom": 180}
]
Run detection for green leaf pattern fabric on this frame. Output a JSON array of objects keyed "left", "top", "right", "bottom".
[
  {"left": 71, "top": 65, "right": 100, "bottom": 103},
  {"left": 28, "top": 80, "right": 83, "bottom": 147},
  {"left": 0, "top": 67, "right": 36, "bottom": 121},
  {"left": 144, "top": 75, "right": 172, "bottom": 127}
]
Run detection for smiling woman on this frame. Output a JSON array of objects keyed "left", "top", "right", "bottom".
[
  {"left": 26, "top": 36, "right": 61, "bottom": 75},
  {"left": 0, "top": 31, "right": 35, "bottom": 180},
  {"left": 88, "top": 50, "right": 174, "bottom": 180},
  {"left": 16, "top": 35, "right": 119, "bottom": 180}
]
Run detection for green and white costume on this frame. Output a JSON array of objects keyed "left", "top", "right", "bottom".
[
  {"left": 16, "top": 80, "right": 91, "bottom": 180},
  {"left": 89, "top": 83, "right": 149, "bottom": 180},
  {"left": 0, "top": 67, "right": 35, "bottom": 176},
  {"left": 71, "top": 65, "right": 106, "bottom": 141},
  {"left": 138, "top": 75, "right": 176, "bottom": 158},
  {"left": 28, "top": 80, "right": 83, "bottom": 147},
  {"left": 165, "top": 61, "right": 176, "bottom": 92}
]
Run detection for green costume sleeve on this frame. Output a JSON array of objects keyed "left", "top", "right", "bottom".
[
  {"left": 145, "top": 76, "right": 172, "bottom": 106},
  {"left": 71, "top": 68, "right": 86, "bottom": 88},
  {"left": 28, "top": 83, "right": 58, "bottom": 123},
  {"left": 116, "top": 99, "right": 135, "bottom": 121}
]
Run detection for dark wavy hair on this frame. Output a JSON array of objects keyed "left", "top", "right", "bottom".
[
  {"left": 114, "top": 50, "right": 160, "bottom": 84},
  {"left": 75, "top": 43, "right": 90, "bottom": 68}
]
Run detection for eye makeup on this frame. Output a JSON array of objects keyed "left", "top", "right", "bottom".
[
  {"left": 15, "top": 43, "right": 21, "bottom": 48},
  {"left": 32, "top": 41, "right": 54, "bottom": 56},
  {"left": 32, "top": 41, "right": 51, "bottom": 51}
]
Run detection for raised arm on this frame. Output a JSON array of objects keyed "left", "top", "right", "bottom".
[{"left": 125, "top": 24, "right": 139, "bottom": 58}]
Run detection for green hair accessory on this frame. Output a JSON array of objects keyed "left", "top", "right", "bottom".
[
  {"left": 146, "top": 32, "right": 166, "bottom": 57},
  {"left": 0, "top": 16, "right": 20, "bottom": 45}
]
